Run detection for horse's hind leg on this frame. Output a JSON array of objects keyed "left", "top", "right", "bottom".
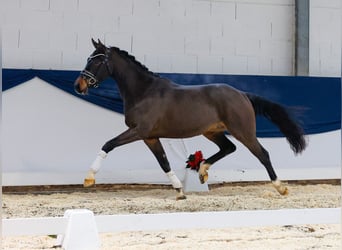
[
  {"left": 199, "top": 132, "right": 236, "bottom": 184},
  {"left": 240, "top": 137, "right": 288, "bottom": 195},
  {"left": 144, "top": 138, "right": 186, "bottom": 200}
]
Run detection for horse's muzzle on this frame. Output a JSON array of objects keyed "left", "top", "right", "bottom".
[{"left": 74, "top": 76, "right": 88, "bottom": 95}]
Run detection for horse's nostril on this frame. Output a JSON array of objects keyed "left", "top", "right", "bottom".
[
  {"left": 74, "top": 83, "right": 81, "bottom": 94},
  {"left": 74, "top": 77, "right": 88, "bottom": 94}
]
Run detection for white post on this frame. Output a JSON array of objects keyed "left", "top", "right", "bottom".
[
  {"left": 183, "top": 168, "right": 209, "bottom": 192},
  {"left": 56, "top": 209, "right": 100, "bottom": 250}
]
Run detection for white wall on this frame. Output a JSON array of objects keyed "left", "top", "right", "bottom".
[
  {"left": 2, "top": 0, "right": 340, "bottom": 76},
  {"left": 309, "top": 0, "right": 341, "bottom": 76}
]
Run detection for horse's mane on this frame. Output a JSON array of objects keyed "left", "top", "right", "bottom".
[{"left": 111, "top": 47, "right": 159, "bottom": 78}]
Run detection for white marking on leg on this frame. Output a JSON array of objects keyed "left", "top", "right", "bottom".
[
  {"left": 166, "top": 170, "right": 183, "bottom": 189},
  {"left": 84, "top": 150, "right": 107, "bottom": 188},
  {"left": 272, "top": 179, "right": 281, "bottom": 187},
  {"left": 90, "top": 150, "right": 107, "bottom": 173},
  {"left": 85, "top": 170, "right": 95, "bottom": 180}
]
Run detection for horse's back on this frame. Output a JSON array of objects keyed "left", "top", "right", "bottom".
[
  {"left": 169, "top": 82, "right": 254, "bottom": 128},
  {"left": 194, "top": 83, "right": 256, "bottom": 138},
  {"left": 192, "top": 83, "right": 252, "bottom": 114},
  {"left": 127, "top": 80, "right": 255, "bottom": 139},
  {"left": 161, "top": 81, "right": 252, "bottom": 122}
]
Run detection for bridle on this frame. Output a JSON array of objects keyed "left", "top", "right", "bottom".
[{"left": 80, "top": 51, "right": 111, "bottom": 88}]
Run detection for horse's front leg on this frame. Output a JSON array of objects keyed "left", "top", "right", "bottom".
[
  {"left": 144, "top": 138, "right": 186, "bottom": 200},
  {"left": 84, "top": 128, "right": 141, "bottom": 187}
]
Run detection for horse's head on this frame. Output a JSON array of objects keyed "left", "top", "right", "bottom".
[{"left": 74, "top": 39, "right": 112, "bottom": 95}]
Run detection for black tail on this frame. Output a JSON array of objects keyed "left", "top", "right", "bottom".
[{"left": 246, "top": 93, "right": 307, "bottom": 154}]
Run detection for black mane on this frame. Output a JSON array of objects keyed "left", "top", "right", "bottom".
[{"left": 111, "top": 47, "right": 159, "bottom": 78}]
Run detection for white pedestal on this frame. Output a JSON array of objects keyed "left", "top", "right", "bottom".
[
  {"left": 183, "top": 168, "right": 209, "bottom": 192},
  {"left": 56, "top": 209, "right": 100, "bottom": 250}
]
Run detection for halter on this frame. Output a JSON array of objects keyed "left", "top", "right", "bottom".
[{"left": 80, "top": 52, "right": 110, "bottom": 88}]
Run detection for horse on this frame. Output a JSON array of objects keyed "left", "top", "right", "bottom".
[{"left": 74, "top": 39, "right": 307, "bottom": 200}]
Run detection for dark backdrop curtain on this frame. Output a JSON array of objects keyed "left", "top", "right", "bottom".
[{"left": 3, "top": 68, "right": 341, "bottom": 137}]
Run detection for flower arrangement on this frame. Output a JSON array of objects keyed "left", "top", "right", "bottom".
[{"left": 186, "top": 151, "right": 205, "bottom": 171}]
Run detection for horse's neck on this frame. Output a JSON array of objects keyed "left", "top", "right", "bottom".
[{"left": 110, "top": 51, "right": 157, "bottom": 104}]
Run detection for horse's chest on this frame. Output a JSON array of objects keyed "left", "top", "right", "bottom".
[{"left": 124, "top": 102, "right": 162, "bottom": 127}]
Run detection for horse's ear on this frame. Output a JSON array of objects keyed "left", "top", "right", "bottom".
[
  {"left": 91, "top": 38, "right": 99, "bottom": 48},
  {"left": 97, "top": 39, "right": 105, "bottom": 48}
]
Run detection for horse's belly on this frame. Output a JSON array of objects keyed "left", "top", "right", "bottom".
[{"left": 150, "top": 120, "right": 225, "bottom": 139}]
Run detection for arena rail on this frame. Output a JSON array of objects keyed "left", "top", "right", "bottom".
[{"left": 3, "top": 208, "right": 340, "bottom": 237}]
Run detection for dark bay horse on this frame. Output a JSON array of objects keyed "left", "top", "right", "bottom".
[{"left": 74, "top": 39, "right": 306, "bottom": 200}]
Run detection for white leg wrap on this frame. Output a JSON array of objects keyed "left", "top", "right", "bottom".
[
  {"left": 85, "top": 170, "right": 95, "bottom": 180},
  {"left": 166, "top": 171, "right": 183, "bottom": 189},
  {"left": 272, "top": 179, "right": 282, "bottom": 188},
  {"left": 90, "top": 150, "right": 107, "bottom": 173}
]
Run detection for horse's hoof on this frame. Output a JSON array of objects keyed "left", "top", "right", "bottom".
[
  {"left": 84, "top": 178, "right": 95, "bottom": 188},
  {"left": 176, "top": 194, "right": 187, "bottom": 200},
  {"left": 280, "top": 187, "right": 289, "bottom": 196},
  {"left": 199, "top": 162, "right": 210, "bottom": 184},
  {"left": 175, "top": 188, "right": 186, "bottom": 200},
  {"left": 199, "top": 174, "right": 208, "bottom": 184},
  {"left": 272, "top": 179, "right": 289, "bottom": 196}
]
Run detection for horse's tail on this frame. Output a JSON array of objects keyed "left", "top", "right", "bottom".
[{"left": 246, "top": 93, "right": 307, "bottom": 154}]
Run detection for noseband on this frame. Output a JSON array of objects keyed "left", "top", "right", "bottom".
[
  {"left": 80, "top": 52, "right": 110, "bottom": 88},
  {"left": 80, "top": 69, "right": 100, "bottom": 88}
]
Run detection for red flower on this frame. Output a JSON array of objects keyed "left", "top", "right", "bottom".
[{"left": 186, "top": 151, "right": 205, "bottom": 171}]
